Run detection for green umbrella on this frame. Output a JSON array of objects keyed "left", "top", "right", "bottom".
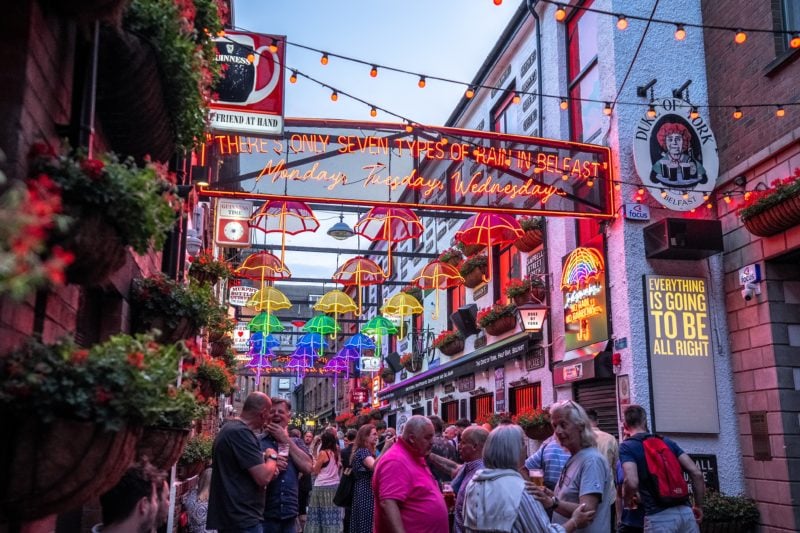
[
  {"left": 303, "top": 314, "right": 340, "bottom": 336},
  {"left": 361, "top": 316, "right": 398, "bottom": 366},
  {"left": 248, "top": 311, "right": 284, "bottom": 334}
]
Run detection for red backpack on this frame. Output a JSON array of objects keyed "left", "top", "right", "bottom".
[{"left": 632, "top": 434, "right": 689, "bottom": 506}]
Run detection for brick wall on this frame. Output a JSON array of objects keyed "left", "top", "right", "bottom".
[
  {"left": 701, "top": 1, "right": 800, "bottom": 177},
  {"left": 718, "top": 140, "right": 800, "bottom": 532}
]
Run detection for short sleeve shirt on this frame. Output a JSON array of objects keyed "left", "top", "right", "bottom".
[
  {"left": 260, "top": 434, "right": 310, "bottom": 520},
  {"left": 552, "top": 447, "right": 612, "bottom": 533},
  {"left": 207, "top": 420, "right": 265, "bottom": 530},
  {"left": 524, "top": 436, "right": 572, "bottom": 491},
  {"left": 619, "top": 433, "right": 688, "bottom": 515},
  {"left": 372, "top": 437, "right": 449, "bottom": 533}
]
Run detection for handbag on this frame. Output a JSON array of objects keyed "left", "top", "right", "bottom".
[{"left": 332, "top": 466, "right": 354, "bottom": 507}]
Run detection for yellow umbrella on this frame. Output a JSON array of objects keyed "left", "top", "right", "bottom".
[
  {"left": 314, "top": 290, "right": 358, "bottom": 351},
  {"left": 247, "top": 286, "right": 292, "bottom": 312},
  {"left": 381, "top": 292, "right": 423, "bottom": 337}
]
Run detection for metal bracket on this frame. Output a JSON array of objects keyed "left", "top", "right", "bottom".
[
  {"left": 636, "top": 79, "right": 657, "bottom": 98},
  {"left": 672, "top": 79, "right": 692, "bottom": 99}
]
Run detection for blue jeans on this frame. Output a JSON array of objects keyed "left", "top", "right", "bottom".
[
  {"left": 644, "top": 506, "right": 699, "bottom": 533},
  {"left": 262, "top": 517, "right": 297, "bottom": 533}
]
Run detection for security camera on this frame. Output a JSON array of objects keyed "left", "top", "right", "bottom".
[{"left": 741, "top": 282, "right": 760, "bottom": 302}]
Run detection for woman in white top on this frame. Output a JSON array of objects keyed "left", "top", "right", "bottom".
[{"left": 305, "top": 431, "right": 343, "bottom": 533}]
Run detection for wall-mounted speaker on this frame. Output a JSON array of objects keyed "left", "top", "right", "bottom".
[
  {"left": 643, "top": 218, "right": 723, "bottom": 260},
  {"left": 450, "top": 304, "right": 480, "bottom": 337},
  {"left": 385, "top": 351, "right": 403, "bottom": 373}
]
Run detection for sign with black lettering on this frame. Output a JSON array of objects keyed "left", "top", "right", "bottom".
[
  {"left": 457, "top": 375, "right": 475, "bottom": 393},
  {"left": 685, "top": 454, "right": 719, "bottom": 494},
  {"left": 525, "top": 347, "right": 545, "bottom": 370},
  {"left": 644, "top": 275, "right": 719, "bottom": 433}
]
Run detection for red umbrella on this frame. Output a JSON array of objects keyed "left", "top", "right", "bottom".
[
  {"left": 235, "top": 251, "right": 291, "bottom": 282},
  {"left": 249, "top": 200, "right": 319, "bottom": 265},
  {"left": 332, "top": 256, "right": 385, "bottom": 316},
  {"left": 412, "top": 260, "right": 464, "bottom": 319},
  {"left": 455, "top": 213, "right": 523, "bottom": 283},
  {"left": 354, "top": 207, "right": 423, "bottom": 277}
]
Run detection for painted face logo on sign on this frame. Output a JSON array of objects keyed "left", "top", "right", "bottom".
[{"left": 633, "top": 98, "right": 719, "bottom": 211}]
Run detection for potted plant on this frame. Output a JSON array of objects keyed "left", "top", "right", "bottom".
[
  {"left": 381, "top": 367, "right": 396, "bottom": 383},
  {"left": 476, "top": 411, "right": 512, "bottom": 429},
  {"left": 514, "top": 216, "right": 545, "bottom": 252},
  {"left": 195, "top": 356, "right": 236, "bottom": 401},
  {"left": 513, "top": 407, "right": 553, "bottom": 441},
  {"left": 700, "top": 491, "right": 759, "bottom": 533},
  {"left": 460, "top": 254, "right": 488, "bottom": 289},
  {"left": 401, "top": 285, "right": 424, "bottom": 302},
  {"left": 335, "top": 411, "right": 354, "bottom": 425},
  {"left": 457, "top": 241, "right": 484, "bottom": 257},
  {"left": 131, "top": 274, "right": 221, "bottom": 343},
  {"left": 177, "top": 433, "right": 214, "bottom": 480},
  {"left": 505, "top": 277, "right": 546, "bottom": 305},
  {"left": 400, "top": 353, "right": 414, "bottom": 372},
  {"left": 438, "top": 246, "right": 464, "bottom": 267},
  {"left": 28, "top": 144, "right": 180, "bottom": 285},
  {"left": 0, "top": 166, "right": 74, "bottom": 299},
  {"left": 738, "top": 169, "right": 800, "bottom": 237},
  {"left": 189, "top": 249, "right": 234, "bottom": 286},
  {"left": 0, "top": 333, "right": 190, "bottom": 520},
  {"left": 477, "top": 302, "right": 519, "bottom": 336},
  {"left": 432, "top": 330, "right": 465, "bottom": 356}
]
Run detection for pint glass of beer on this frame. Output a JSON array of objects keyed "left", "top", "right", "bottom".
[{"left": 529, "top": 469, "right": 544, "bottom": 487}]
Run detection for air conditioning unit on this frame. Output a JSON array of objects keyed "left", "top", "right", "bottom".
[{"left": 643, "top": 218, "right": 723, "bottom": 260}]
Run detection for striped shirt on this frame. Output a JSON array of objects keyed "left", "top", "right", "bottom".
[{"left": 524, "top": 436, "right": 572, "bottom": 491}]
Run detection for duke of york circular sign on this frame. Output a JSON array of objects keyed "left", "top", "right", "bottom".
[{"left": 633, "top": 98, "right": 719, "bottom": 211}]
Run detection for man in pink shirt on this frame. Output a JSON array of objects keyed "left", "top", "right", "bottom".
[{"left": 372, "top": 415, "right": 449, "bottom": 533}]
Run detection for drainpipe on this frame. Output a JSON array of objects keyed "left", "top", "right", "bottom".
[{"left": 527, "top": 0, "right": 556, "bottom": 402}]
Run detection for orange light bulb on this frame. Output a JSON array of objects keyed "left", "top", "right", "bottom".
[
  {"left": 690, "top": 107, "right": 699, "bottom": 120},
  {"left": 418, "top": 76, "right": 426, "bottom": 88},
  {"left": 733, "top": 108, "right": 743, "bottom": 119},
  {"left": 734, "top": 30, "right": 747, "bottom": 44},
  {"left": 246, "top": 53, "right": 255, "bottom": 63},
  {"left": 370, "top": 66, "right": 378, "bottom": 78},
  {"left": 560, "top": 99, "right": 568, "bottom": 110},
  {"left": 330, "top": 91, "right": 338, "bottom": 102},
  {"left": 603, "top": 103, "right": 613, "bottom": 116},
  {"left": 555, "top": 5, "right": 567, "bottom": 22},
  {"left": 320, "top": 53, "right": 329, "bottom": 65},
  {"left": 289, "top": 71, "right": 297, "bottom": 84},
  {"left": 370, "top": 107, "right": 377, "bottom": 117},
  {"left": 776, "top": 107, "right": 785, "bottom": 118},
  {"left": 791, "top": 35, "right": 800, "bottom": 48},
  {"left": 269, "top": 39, "right": 279, "bottom": 53},
  {"left": 616, "top": 16, "right": 628, "bottom": 30},
  {"left": 465, "top": 87, "right": 475, "bottom": 99},
  {"left": 512, "top": 93, "right": 521, "bottom": 104},
  {"left": 674, "top": 25, "right": 686, "bottom": 41}
]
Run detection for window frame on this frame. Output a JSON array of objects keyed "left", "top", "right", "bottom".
[{"left": 566, "top": 0, "right": 601, "bottom": 143}]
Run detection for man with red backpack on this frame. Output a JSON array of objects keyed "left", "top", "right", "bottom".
[{"left": 619, "top": 405, "right": 705, "bottom": 532}]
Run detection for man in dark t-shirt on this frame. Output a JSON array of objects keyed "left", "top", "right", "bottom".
[{"left": 208, "top": 392, "right": 278, "bottom": 533}]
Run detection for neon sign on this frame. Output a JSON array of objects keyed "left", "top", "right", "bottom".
[
  {"left": 199, "top": 119, "right": 614, "bottom": 218},
  {"left": 561, "top": 246, "right": 608, "bottom": 352}
]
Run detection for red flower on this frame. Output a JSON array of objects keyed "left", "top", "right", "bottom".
[
  {"left": 29, "top": 141, "right": 57, "bottom": 159},
  {"left": 70, "top": 349, "right": 89, "bottom": 364},
  {"left": 127, "top": 351, "right": 145, "bottom": 369},
  {"left": 95, "top": 386, "right": 112, "bottom": 404},
  {"left": 80, "top": 159, "right": 105, "bottom": 180}
]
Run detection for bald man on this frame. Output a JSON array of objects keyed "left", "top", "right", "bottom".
[
  {"left": 208, "top": 392, "right": 279, "bottom": 533},
  {"left": 372, "top": 416, "right": 449, "bottom": 533}
]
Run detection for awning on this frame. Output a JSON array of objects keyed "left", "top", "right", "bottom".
[
  {"left": 553, "top": 351, "right": 613, "bottom": 386},
  {"left": 378, "top": 332, "right": 540, "bottom": 401}
]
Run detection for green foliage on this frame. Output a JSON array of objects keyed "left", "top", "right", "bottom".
[
  {"left": 132, "top": 275, "right": 222, "bottom": 331},
  {"left": 477, "top": 302, "right": 517, "bottom": 327},
  {"left": 124, "top": 0, "right": 222, "bottom": 150},
  {"left": 438, "top": 247, "right": 464, "bottom": 263},
  {"left": 196, "top": 357, "right": 235, "bottom": 396},
  {"left": 29, "top": 147, "right": 179, "bottom": 254},
  {"left": 0, "top": 334, "right": 199, "bottom": 431},
  {"left": 519, "top": 216, "right": 544, "bottom": 232},
  {"left": 180, "top": 433, "right": 214, "bottom": 464},
  {"left": 189, "top": 249, "right": 234, "bottom": 282},
  {"left": 432, "top": 330, "right": 463, "bottom": 349},
  {"left": 702, "top": 492, "right": 759, "bottom": 525},
  {"left": 459, "top": 254, "right": 488, "bottom": 276}
]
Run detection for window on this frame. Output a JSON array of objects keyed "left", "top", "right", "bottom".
[
  {"left": 576, "top": 217, "right": 601, "bottom": 246},
  {"left": 495, "top": 245, "right": 522, "bottom": 303},
  {"left": 774, "top": 1, "right": 800, "bottom": 54},
  {"left": 443, "top": 400, "right": 459, "bottom": 424},
  {"left": 493, "top": 90, "right": 517, "bottom": 134},
  {"left": 448, "top": 284, "right": 466, "bottom": 329},
  {"left": 567, "top": 1, "right": 601, "bottom": 143},
  {"left": 471, "top": 393, "right": 494, "bottom": 423},
  {"left": 509, "top": 383, "right": 542, "bottom": 415}
]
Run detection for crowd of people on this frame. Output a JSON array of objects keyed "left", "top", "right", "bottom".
[{"left": 91, "top": 392, "right": 706, "bottom": 533}]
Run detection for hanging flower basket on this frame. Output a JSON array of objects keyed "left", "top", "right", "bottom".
[
  {"left": 460, "top": 255, "right": 488, "bottom": 289},
  {"left": 741, "top": 195, "right": 800, "bottom": 237},
  {"left": 523, "top": 424, "right": 554, "bottom": 441},
  {"left": 484, "top": 314, "right": 518, "bottom": 336},
  {"left": 438, "top": 247, "right": 464, "bottom": 267},
  {"left": 460, "top": 243, "right": 485, "bottom": 256},
  {"left": 478, "top": 303, "right": 518, "bottom": 336},
  {"left": 148, "top": 315, "right": 198, "bottom": 344},
  {"left": 136, "top": 426, "right": 190, "bottom": 470},
  {"left": 738, "top": 170, "right": 800, "bottom": 237},
  {"left": 209, "top": 338, "right": 232, "bottom": 357},
  {"left": 0, "top": 418, "right": 140, "bottom": 521},
  {"left": 438, "top": 338, "right": 465, "bottom": 356},
  {"left": 514, "top": 229, "right": 544, "bottom": 252}
]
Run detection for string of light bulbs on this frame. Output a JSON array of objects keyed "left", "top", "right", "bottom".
[
  {"left": 540, "top": 0, "right": 800, "bottom": 45},
  {"left": 232, "top": 27, "right": 800, "bottom": 120}
]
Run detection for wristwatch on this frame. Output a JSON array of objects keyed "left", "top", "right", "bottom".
[
  {"left": 265, "top": 452, "right": 278, "bottom": 461},
  {"left": 550, "top": 497, "right": 560, "bottom": 510}
]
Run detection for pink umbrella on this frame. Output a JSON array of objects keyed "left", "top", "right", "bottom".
[
  {"left": 455, "top": 213, "right": 523, "bottom": 283},
  {"left": 354, "top": 207, "right": 423, "bottom": 277},
  {"left": 332, "top": 257, "right": 385, "bottom": 316},
  {"left": 250, "top": 200, "right": 319, "bottom": 265}
]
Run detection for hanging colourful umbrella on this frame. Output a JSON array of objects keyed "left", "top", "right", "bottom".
[
  {"left": 246, "top": 352, "right": 273, "bottom": 368},
  {"left": 314, "top": 290, "right": 357, "bottom": 345},
  {"left": 236, "top": 251, "right": 291, "bottom": 286},
  {"left": 246, "top": 286, "right": 292, "bottom": 312},
  {"left": 412, "top": 260, "right": 464, "bottom": 319},
  {"left": 324, "top": 356, "right": 348, "bottom": 374},
  {"left": 344, "top": 333, "right": 375, "bottom": 357},
  {"left": 250, "top": 200, "right": 320, "bottom": 265},
  {"left": 303, "top": 314, "right": 340, "bottom": 336},
  {"left": 248, "top": 311, "right": 284, "bottom": 333},
  {"left": 332, "top": 257, "right": 385, "bottom": 316},
  {"left": 455, "top": 213, "right": 523, "bottom": 283},
  {"left": 362, "top": 316, "right": 398, "bottom": 365},
  {"left": 381, "top": 292, "right": 423, "bottom": 337},
  {"left": 250, "top": 332, "right": 281, "bottom": 352},
  {"left": 354, "top": 206, "right": 423, "bottom": 278},
  {"left": 297, "top": 332, "right": 329, "bottom": 355},
  {"left": 336, "top": 346, "right": 361, "bottom": 379}
]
